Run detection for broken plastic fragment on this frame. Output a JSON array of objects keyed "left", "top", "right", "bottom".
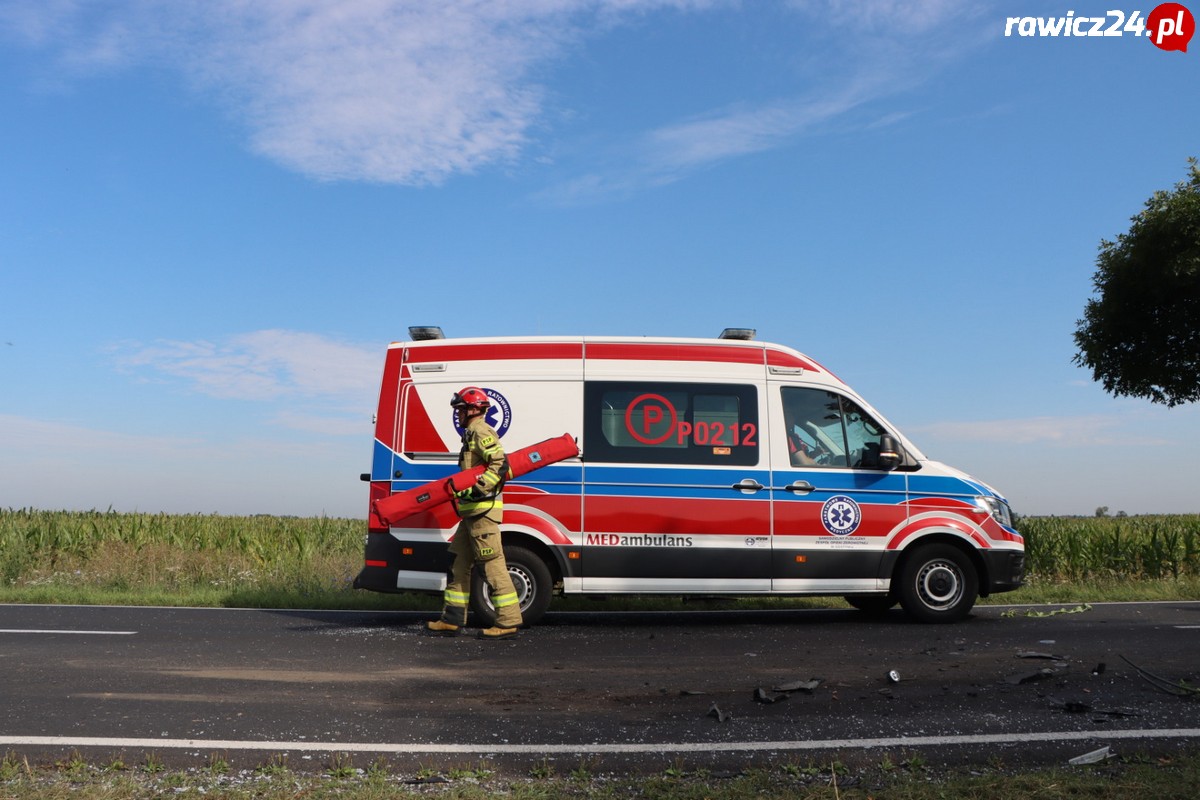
[
  {"left": 753, "top": 688, "right": 788, "bottom": 704},
  {"left": 773, "top": 678, "right": 824, "bottom": 693},
  {"left": 1049, "top": 696, "right": 1092, "bottom": 713},
  {"left": 1006, "top": 668, "right": 1055, "bottom": 685},
  {"left": 1068, "top": 746, "right": 1113, "bottom": 765},
  {"left": 707, "top": 702, "right": 732, "bottom": 723}
]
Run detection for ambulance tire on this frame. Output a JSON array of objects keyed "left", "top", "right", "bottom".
[
  {"left": 469, "top": 545, "right": 553, "bottom": 627},
  {"left": 896, "top": 543, "right": 978, "bottom": 624}
]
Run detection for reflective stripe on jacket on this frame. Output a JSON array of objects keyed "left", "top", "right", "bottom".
[{"left": 456, "top": 416, "right": 506, "bottom": 519}]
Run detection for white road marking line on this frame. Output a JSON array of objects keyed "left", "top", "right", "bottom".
[
  {"left": 2, "top": 729, "right": 1198, "bottom": 755},
  {"left": 0, "top": 630, "right": 137, "bottom": 635},
  {"left": 1174, "top": 625, "right": 1200, "bottom": 629}
]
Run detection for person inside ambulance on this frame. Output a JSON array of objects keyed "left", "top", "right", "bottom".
[
  {"left": 426, "top": 386, "right": 525, "bottom": 640},
  {"left": 788, "top": 428, "right": 822, "bottom": 466},
  {"left": 783, "top": 387, "right": 898, "bottom": 470},
  {"left": 783, "top": 390, "right": 840, "bottom": 468}
]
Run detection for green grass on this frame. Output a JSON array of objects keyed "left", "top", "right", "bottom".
[
  {"left": 3, "top": 509, "right": 1200, "bottom": 609},
  {"left": 2, "top": 748, "right": 1200, "bottom": 799},
  {"left": 4, "top": 509, "right": 1200, "bottom": 796}
]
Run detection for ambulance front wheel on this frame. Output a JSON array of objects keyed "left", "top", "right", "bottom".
[
  {"left": 470, "top": 545, "right": 553, "bottom": 627},
  {"left": 896, "top": 543, "right": 978, "bottom": 623}
]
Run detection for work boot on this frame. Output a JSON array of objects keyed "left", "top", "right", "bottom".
[
  {"left": 425, "top": 620, "right": 461, "bottom": 636},
  {"left": 477, "top": 626, "right": 520, "bottom": 640}
]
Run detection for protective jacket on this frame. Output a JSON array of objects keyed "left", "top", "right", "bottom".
[{"left": 455, "top": 416, "right": 506, "bottom": 521}]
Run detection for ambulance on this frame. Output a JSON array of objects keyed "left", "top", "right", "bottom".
[{"left": 354, "top": 327, "right": 1025, "bottom": 624}]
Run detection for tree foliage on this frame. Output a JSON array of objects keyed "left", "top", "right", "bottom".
[{"left": 1073, "top": 158, "right": 1200, "bottom": 407}]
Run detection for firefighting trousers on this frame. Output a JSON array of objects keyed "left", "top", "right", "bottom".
[{"left": 439, "top": 516, "right": 523, "bottom": 629}]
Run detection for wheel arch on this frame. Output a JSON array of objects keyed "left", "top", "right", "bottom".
[
  {"left": 498, "top": 504, "right": 572, "bottom": 588},
  {"left": 888, "top": 531, "right": 988, "bottom": 596},
  {"left": 499, "top": 529, "right": 565, "bottom": 589}
]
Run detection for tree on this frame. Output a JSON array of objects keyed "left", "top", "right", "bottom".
[{"left": 1073, "top": 158, "right": 1200, "bottom": 407}]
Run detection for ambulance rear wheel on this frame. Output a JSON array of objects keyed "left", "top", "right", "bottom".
[
  {"left": 470, "top": 545, "right": 553, "bottom": 627},
  {"left": 897, "top": 544, "right": 978, "bottom": 623}
]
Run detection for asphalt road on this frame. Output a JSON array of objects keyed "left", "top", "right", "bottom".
[{"left": 2, "top": 602, "right": 1199, "bottom": 772}]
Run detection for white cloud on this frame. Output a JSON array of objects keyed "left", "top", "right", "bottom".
[
  {"left": 784, "top": 0, "right": 980, "bottom": 36},
  {"left": 3, "top": 0, "right": 981, "bottom": 190},
  {"left": 910, "top": 414, "right": 1170, "bottom": 447},
  {"left": 3, "top": 0, "right": 720, "bottom": 185},
  {"left": 643, "top": 84, "right": 871, "bottom": 175},
  {"left": 188, "top": 1, "right": 557, "bottom": 184},
  {"left": 114, "top": 330, "right": 378, "bottom": 402},
  {"left": 539, "top": 1, "right": 986, "bottom": 203},
  {"left": 535, "top": 83, "right": 883, "bottom": 204}
]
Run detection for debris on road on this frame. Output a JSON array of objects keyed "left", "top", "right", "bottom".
[
  {"left": 1017, "top": 651, "right": 1067, "bottom": 660},
  {"left": 1121, "top": 655, "right": 1200, "bottom": 698},
  {"left": 1093, "top": 707, "right": 1141, "bottom": 719},
  {"left": 1068, "top": 745, "right": 1114, "bottom": 765},
  {"left": 1047, "top": 696, "right": 1092, "bottom": 713},
  {"left": 1006, "top": 668, "right": 1057, "bottom": 685},
  {"left": 753, "top": 687, "right": 788, "bottom": 704},
  {"left": 707, "top": 702, "right": 732, "bottom": 723},
  {"left": 1001, "top": 603, "right": 1093, "bottom": 619},
  {"left": 773, "top": 678, "right": 824, "bottom": 694},
  {"left": 1047, "top": 695, "right": 1141, "bottom": 719}
]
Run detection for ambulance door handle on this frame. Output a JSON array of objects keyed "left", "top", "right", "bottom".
[
  {"left": 785, "top": 480, "right": 815, "bottom": 495},
  {"left": 731, "top": 479, "right": 764, "bottom": 492}
]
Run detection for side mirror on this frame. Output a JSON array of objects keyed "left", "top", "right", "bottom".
[{"left": 878, "top": 435, "right": 901, "bottom": 470}]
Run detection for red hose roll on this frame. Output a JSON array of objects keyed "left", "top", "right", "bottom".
[{"left": 373, "top": 433, "right": 578, "bottom": 526}]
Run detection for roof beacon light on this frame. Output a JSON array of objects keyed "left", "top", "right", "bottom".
[
  {"left": 719, "top": 328, "right": 756, "bottom": 341},
  {"left": 408, "top": 326, "right": 445, "bottom": 341}
]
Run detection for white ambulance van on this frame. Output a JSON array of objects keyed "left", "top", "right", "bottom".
[{"left": 354, "top": 327, "right": 1025, "bottom": 624}]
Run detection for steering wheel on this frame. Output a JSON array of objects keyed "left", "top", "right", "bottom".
[{"left": 803, "top": 422, "right": 838, "bottom": 464}]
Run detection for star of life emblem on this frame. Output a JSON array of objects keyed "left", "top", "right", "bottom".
[{"left": 821, "top": 495, "right": 861, "bottom": 536}]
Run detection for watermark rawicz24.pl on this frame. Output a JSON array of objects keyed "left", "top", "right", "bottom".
[{"left": 1005, "top": 3, "right": 1195, "bottom": 51}]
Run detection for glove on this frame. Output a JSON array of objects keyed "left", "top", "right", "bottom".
[{"left": 455, "top": 484, "right": 485, "bottom": 501}]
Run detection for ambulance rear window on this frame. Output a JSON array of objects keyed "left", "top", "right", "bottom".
[{"left": 584, "top": 381, "right": 759, "bottom": 466}]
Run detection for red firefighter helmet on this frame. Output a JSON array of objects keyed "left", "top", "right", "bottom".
[{"left": 450, "top": 386, "right": 490, "bottom": 410}]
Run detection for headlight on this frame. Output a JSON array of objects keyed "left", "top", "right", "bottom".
[{"left": 977, "top": 495, "right": 1013, "bottom": 528}]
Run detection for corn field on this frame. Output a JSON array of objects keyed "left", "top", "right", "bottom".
[
  {"left": 1018, "top": 514, "right": 1200, "bottom": 582},
  {"left": 0, "top": 508, "right": 366, "bottom": 603},
  {"left": 2, "top": 509, "right": 1199, "bottom": 604}
]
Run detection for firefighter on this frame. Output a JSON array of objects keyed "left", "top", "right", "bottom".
[{"left": 426, "top": 386, "right": 524, "bottom": 640}]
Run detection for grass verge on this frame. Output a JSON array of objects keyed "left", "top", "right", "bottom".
[
  {"left": 4, "top": 510, "right": 1200, "bottom": 795},
  {"left": 3, "top": 748, "right": 1200, "bottom": 799}
]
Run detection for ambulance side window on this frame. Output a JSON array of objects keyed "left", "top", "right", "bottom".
[
  {"left": 584, "top": 382, "right": 759, "bottom": 466},
  {"left": 781, "top": 387, "right": 891, "bottom": 469}
]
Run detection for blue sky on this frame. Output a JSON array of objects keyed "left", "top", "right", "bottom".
[{"left": 1, "top": 0, "right": 1197, "bottom": 519}]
